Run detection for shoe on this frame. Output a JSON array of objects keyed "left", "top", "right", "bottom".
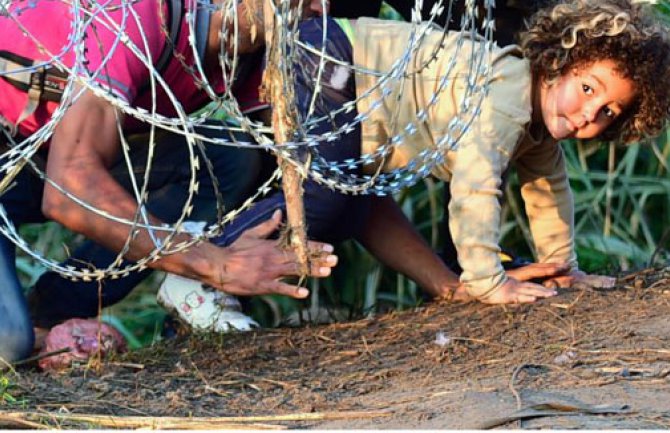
[
  {"left": 438, "top": 249, "right": 531, "bottom": 273},
  {"left": 499, "top": 249, "right": 532, "bottom": 270},
  {"left": 157, "top": 274, "right": 259, "bottom": 333}
]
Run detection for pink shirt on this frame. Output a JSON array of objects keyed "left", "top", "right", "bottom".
[{"left": 0, "top": 0, "right": 262, "bottom": 136}]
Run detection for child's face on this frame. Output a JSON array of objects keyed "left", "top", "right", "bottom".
[{"left": 537, "top": 60, "right": 636, "bottom": 140}]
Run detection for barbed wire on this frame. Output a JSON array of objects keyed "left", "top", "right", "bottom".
[{"left": 0, "top": 0, "right": 495, "bottom": 279}]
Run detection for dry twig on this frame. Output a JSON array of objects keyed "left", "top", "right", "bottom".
[{"left": 0, "top": 410, "right": 390, "bottom": 429}]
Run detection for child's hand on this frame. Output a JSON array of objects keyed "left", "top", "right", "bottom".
[
  {"left": 542, "top": 269, "right": 616, "bottom": 290},
  {"left": 479, "top": 277, "right": 557, "bottom": 304}
]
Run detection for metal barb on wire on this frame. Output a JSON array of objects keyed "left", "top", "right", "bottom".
[{"left": 0, "top": 0, "right": 495, "bottom": 278}]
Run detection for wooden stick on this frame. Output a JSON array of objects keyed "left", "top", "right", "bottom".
[
  {"left": 10, "top": 348, "right": 71, "bottom": 367},
  {"left": 0, "top": 410, "right": 389, "bottom": 429},
  {"left": 261, "top": 0, "right": 310, "bottom": 275},
  {"left": 568, "top": 347, "right": 670, "bottom": 355},
  {"left": 0, "top": 412, "right": 281, "bottom": 430},
  {"left": 0, "top": 414, "right": 49, "bottom": 430}
]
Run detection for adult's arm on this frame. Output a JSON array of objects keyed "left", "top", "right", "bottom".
[
  {"left": 356, "top": 195, "right": 461, "bottom": 299},
  {"left": 42, "top": 90, "right": 335, "bottom": 298},
  {"left": 355, "top": 195, "right": 568, "bottom": 302}
]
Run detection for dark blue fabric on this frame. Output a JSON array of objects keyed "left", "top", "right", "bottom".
[
  {"left": 3, "top": 18, "right": 368, "bottom": 360},
  {"left": 213, "top": 17, "right": 369, "bottom": 248},
  {"left": 0, "top": 228, "right": 35, "bottom": 363}
]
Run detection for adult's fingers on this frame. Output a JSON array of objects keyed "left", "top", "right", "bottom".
[
  {"left": 310, "top": 252, "right": 338, "bottom": 268},
  {"left": 507, "top": 263, "right": 570, "bottom": 281},
  {"left": 269, "top": 256, "right": 336, "bottom": 278},
  {"left": 261, "top": 279, "right": 310, "bottom": 299},
  {"left": 240, "top": 209, "right": 283, "bottom": 240},
  {"left": 277, "top": 241, "right": 335, "bottom": 262},
  {"left": 274, "top": 241, "right": 336, "bottom": 266},
  {"left": 307, "top": 240, "right": 335, "bottom": 256}
]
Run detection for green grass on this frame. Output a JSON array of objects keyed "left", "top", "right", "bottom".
[
  {"left": 14, "top": 134, "right": 670, "bottom": 343},
  {"left": 0, "top": 372, "right": 26, "bottom": 406},
  {"left": 13, "top": 0, "right": 670, "bottom": 339}
]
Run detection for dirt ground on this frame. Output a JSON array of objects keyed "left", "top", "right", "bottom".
[{"left": 2, "top": 267, "right": 670, "bottom": 429}]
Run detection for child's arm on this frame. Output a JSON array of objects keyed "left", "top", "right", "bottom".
[
  {"left": 516, "top": 137, "right": 615, "bottom": 289},
  {"left": 446, "top": 114, "right": 557, "bottom": 302},
  {"left": 516, "top": 136, "right": 577, "bottom": 269}
]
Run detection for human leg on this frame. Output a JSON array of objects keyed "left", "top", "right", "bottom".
[
  {"left": 0, "top": 235, "right": 35, "bottom": 363},
  {"left": 212, "top": 17, "right": 370, "bottom": 247},
  {"left": 0, "top": 165, "right": 48, "bottom": 362}
]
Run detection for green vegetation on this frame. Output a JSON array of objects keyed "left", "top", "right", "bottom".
[
  {"left": 0, "top": 372, "right": 25, "bottom": 406},
  {"left": 14, "top": 133, "right": 670, "bottom": 344},
  {"left": 13, "top": 0, "right": 670, "bottom": 345}
]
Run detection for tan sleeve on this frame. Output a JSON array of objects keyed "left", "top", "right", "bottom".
[
  {"left": 448, "top": 110, "right": 525, "bottom": 299},
  {"left": 515, "top": 138, "right": 578, "bottom": 268}
]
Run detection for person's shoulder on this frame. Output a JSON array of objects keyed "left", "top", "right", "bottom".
[
  {"left": 477, "top": 46, "right": 534, "bottom": 140},
  {"left": 494, "top": 46, "right": 530, "bottom": 88},
  {"left": 352, "top": 16, "right": 436, "bottom": 33}
]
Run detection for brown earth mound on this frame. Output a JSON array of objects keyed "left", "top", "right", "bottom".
[{"left": 2, "top": 267, "right": 670, "bottom": 429}]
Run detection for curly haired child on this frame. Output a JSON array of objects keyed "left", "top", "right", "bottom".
[{"left": 205, "top": 0, "right": 670, "bottom": 305}]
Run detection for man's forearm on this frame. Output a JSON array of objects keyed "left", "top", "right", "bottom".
[
  {"left": 355, "top": 196, "right": 459, "bottom": 298},
  {"left": 43, "top": 91, "right": 212, "bottom": 280},
  {"left": 43, "top": 148, "right": 212, "bottom": 279}
]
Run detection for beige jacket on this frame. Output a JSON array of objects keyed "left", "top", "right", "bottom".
[{"left": 351, "top": 18, "right": 577, "bottom": 298}]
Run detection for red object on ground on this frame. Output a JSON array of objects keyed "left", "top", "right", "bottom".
[{"left": 38, "top": 318, "right": 127, "bottom": 371}]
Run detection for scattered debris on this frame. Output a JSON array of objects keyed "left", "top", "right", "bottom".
[
  {"left": 434, "top": 331, "right": 452, "bottom": 347},
  {"left": 553, "top": 351, "right": 577, "bottom": 366},
  {"left": 3, "top": 267, "right": 670, "bottom": 428}
]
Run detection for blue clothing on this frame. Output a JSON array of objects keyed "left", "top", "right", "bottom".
[
  {"left": 1, "top": 126, "right": 262, "bottom": 362},
  {"left": 214, "top": 18, "right": 368, "bottom": 248},
  {"left": 2, "top": 17, "right": 363, "bottom": 363}
]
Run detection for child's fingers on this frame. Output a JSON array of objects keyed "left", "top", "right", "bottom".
[
  {"left": 517, "top": 281, "right": 557, "bottom": 298},
  {"left": 515, "top": 294, "right": 538, "bottom": 304},
  {"left": 482, "top": 279, "right": 556, "bottom": 304}
]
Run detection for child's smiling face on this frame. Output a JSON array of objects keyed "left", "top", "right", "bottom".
[{"left": 537, "top": 59, "right": 636, "bottom": 140}]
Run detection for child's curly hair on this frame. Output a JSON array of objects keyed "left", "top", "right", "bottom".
[{"left": 519, "top": 0, "right": 670, "bottom": 142}]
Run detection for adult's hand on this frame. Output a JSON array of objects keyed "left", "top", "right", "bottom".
[
  {"left": 506, "top": 262, "right": 571, "bottom": 282},
  {"left": 202, "top": 209, "right": 337, "bottom": 299}
]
